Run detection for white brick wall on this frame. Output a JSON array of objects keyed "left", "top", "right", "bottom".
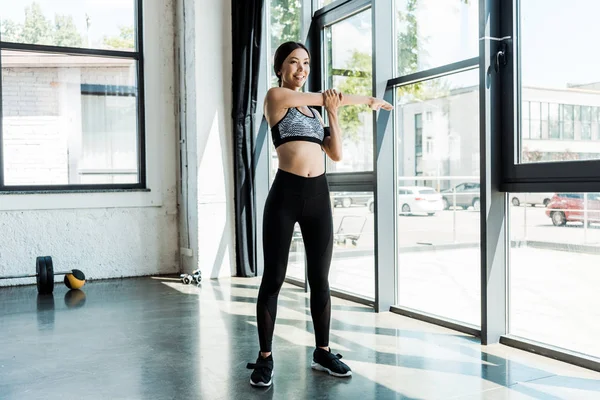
[{"left": 1, "top": 68, "right": 59, "bottom": 117}]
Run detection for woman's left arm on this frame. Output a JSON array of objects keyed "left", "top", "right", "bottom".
[{"left": 321, "top": 89, "right": 343, "bottom": 162}]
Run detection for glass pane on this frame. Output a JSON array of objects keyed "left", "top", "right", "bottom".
[
  {"left": 396, "top": 69, "right": 480, "bottom": 326},
  {"left": 0, "top": 0, "right": 136, "bottom": 51},
  {"left": 2, "top": 50, "right": 139, "bottom": 185},
  {"left": 317, "top": 0, "right": 335, "bottom": 8},
  {"left": 394, "top": 0, "right": 478, "bottom": 76},
  {"left": 519, "top": 0, "right": 600, "bottom": 163},
  {"left": 510, "top": 192, "right": 600, "bottom": 358},
  {"left": 324, "top": 9, "right": 373, "bottom": 173},
  {"left": 330, "top": 191, "right": 374, "bottom": 299}
]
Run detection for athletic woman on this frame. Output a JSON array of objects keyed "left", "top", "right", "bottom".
[{"left": 246, "top": 41, "right": 392, "bottom": 387}]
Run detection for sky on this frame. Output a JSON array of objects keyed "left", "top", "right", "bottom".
[
  {"left": 326, "top": 0, "right": 598, "bottom": 90},
  {"left": 0, "top": 0, "right": 135, "bottom": 45},
  {"left": 520, "top": 0, "right": 600, "bottom": 88}
]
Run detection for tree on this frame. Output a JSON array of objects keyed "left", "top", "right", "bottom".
[
  {"left": 396, "top": 0, "right": 469, "bottom": 97},
  {"left": 21, "top": 2, "right": 53, "bottom": 45},
  {"left": 0, "top": 2, "right": 83, "bottom": 47},
  {"left": 103, "top": 26, "right": 135, "bottom": 50},
  {"left": 270, "top": 0, "right": 302, "bottom": 49},
  {"left": 335, "top": 50, "right": 372, "bottom": 142},
  {"left": 269, "top": 0, "right": 302, "bottom": 86},
  {"left": 54, "top": 15, "right": 83, "bottom": 47},
  {"left": 0, "top": 19, "right": 22, "bottom": 42}
]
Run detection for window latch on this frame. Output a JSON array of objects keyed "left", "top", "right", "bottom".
[{"left": 494, "top": 42, "right": 508, "bottom": 73}]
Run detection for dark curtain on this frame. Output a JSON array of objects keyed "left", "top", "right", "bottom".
[{"left": 232, "top": 0, "right": 264, "bottom": 277}]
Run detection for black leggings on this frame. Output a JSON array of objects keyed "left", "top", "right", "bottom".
[{"left": 257, "top": 169, "right": 333, "bottom": 352}]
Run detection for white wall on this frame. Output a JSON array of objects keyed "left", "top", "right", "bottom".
[
  {"left": 177, "top": 0, "right": 236, "bottom": 279},
  {"left": 0, "top": 0, "right": 179, "bottom": 286}
]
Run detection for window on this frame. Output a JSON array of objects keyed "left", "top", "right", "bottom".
[
  {"left": 503, "top": 0, "right": 600, "bottom": 188},
  {"left": 394, "top": 0, "right": 478, "bottom": 76},
  {"left": 509, "top": 191, "right": 600, "bottom": 358},
  {"left": 324, "top": 8, "right": 373, "bottom": 173},
  {"left": 396, "top": 68, "right": 480, "bottom": 326},
  {"left": 581, "top": 106, "right": 592, "bottom": 141},
  {"left": 0, "top": 0, "right": 143, "bottom": 190},
  {"left": 414, "top": 113, "right": 423, "bottom": 157}
]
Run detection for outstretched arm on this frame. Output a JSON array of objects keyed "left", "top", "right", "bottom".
[
  {"left": 340, "top": 94, "right": 393, "bottom": 111},
  {"left": 265, "top": 87, "right": 393, "bottom": 111}
]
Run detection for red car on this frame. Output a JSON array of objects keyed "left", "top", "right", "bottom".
[{"left": 545, "top": 193, "right": 600, "bottom": 226}]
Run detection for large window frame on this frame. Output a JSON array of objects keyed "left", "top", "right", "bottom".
[
  {"left": 310, "top": 0, "right": 374, "bottom": 191},
  {"left": 499, "top": 0, "right": 600, "bottom": 192},
  {"left": 0, "top": 0, "right": 146, "bottom": 191}
]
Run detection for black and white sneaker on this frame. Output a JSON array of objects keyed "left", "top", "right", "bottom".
[
  {"left": 311, "top": 347, "right": 352, "bottom": 377},
  {"left": 246, "top": 353, "right": 274, "bottom": 387}
]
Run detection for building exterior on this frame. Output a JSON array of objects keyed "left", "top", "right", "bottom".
[{"left": 397, "top": 83, "right": 600, "bottom": 191}]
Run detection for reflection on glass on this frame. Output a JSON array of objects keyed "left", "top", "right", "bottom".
[
  {"left": 324, "top": 9, "right": 373, "bottom": 173},
  {"left": 520, "top": 0, "right": 600, "bottom": 163},
  {"left": 330, "top": 191, "right": 374, "bottom": 299},
  {"left": 396, "top": 69, "right": 480, "bottom": 326},
  {"left": 2, "top": 50, "right": 139, "bottom": 185},
  {"left": 510, "top": 192, "right": 600, "bottom": 358},
  {"left": 394, "top": 0, "right": 478, "bottom": 76},
  {"left": 0, "top": 0, "right": 136, "bottom": 51}
]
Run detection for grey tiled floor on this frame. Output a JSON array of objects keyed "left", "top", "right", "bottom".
[{"left": 1, "top": 276, "right": 600, "bottom": 399}]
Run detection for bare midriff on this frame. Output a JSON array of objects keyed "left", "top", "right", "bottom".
[{"left": 276, "top": 141, "right": 325, "bottom": 177}]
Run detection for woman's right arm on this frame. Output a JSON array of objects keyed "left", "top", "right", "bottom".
[
  {"left": 264, "top": 87, "right": 393, "bottom": 114},
  {"left": 341, "top": 94, "right": 393, "bottom": 110}
]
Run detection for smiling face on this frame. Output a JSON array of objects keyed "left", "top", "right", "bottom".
[{"left": 277, "top": 48, "right": 310, "bottom": 91}]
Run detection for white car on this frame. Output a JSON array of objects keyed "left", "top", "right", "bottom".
[
  {"left": 398, "top": 186, "right": 443, "bottom": 216},
  {"left": 510, "top": 193, "right": 554, "bottom": 207}
]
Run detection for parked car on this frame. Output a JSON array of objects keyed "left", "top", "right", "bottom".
[
  {"left": 510, "top": 193, "right": 554, "bottom": 207},
  {"left": 545, "top": 193, "right": 600, "bottom": 226},
  {"left": 397, "top": 186, "right": 443, "bottom": 216},
  {"left": 441, "top": 182, "right": 480, "bottom": 210},
  {"left": 333, "top": 191, "right": 372, "bottom": 208}
]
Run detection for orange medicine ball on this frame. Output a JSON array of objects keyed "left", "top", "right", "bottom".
[{"left": 64, "top": 269, "right": 86, "bottom": 290}]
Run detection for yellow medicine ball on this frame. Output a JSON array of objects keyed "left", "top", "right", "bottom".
[{"left": 64, "top": 269, "right": 86, "bottom": 290}]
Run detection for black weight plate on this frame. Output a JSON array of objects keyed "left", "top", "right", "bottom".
[
  {"left": 36, "top": 257, "right": 48, "bottom": 294},
  {"left": 44, "top": 256, "right": 54, "bottom": 294}
]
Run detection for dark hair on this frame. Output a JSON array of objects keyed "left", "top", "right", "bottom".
[{"left": 273, "top": 41, "right": 310, "bottom": 87}]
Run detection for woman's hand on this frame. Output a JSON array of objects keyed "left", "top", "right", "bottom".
[
  {"left": 323, "top": 89, "right": 343, "bottom": 113},
  {"left": 369, "top": 97, "right": 393, "bottom": 111}
]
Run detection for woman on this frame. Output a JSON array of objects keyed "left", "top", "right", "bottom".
[{"left": 246, "top": 41, "right": 392, "bottom": 387}]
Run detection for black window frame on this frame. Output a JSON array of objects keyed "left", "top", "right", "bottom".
[
  {"left": 500, "top": 0, "right": 600, "bottom": 193},
  {"left": 310, "top": 0, "right": 372, "bottom": 193},
  {"left": 0, "top": 0, "right": 145, "bottom": 192}
]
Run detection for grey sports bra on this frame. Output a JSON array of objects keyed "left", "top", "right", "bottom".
[{"left": 270, "top": 107, "right": 330, "bottom": 149}]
